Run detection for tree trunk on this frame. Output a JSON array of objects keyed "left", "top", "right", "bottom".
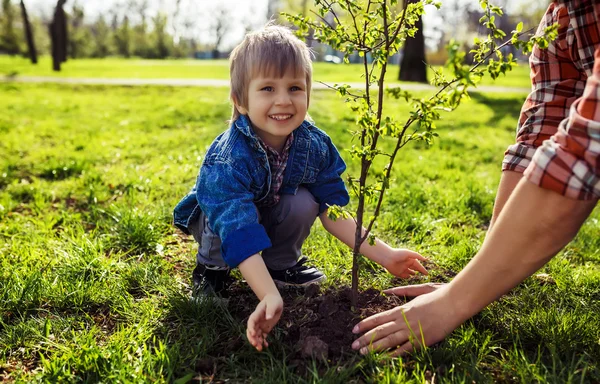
[
  {"left": 50, "top": 0, "right": 68, "bottom": 71},
  {"left": 20, "top": 0, "right": 37, "bottom": 64},
  {"left": 398, "top": 0, "right": 427, "bottom": 83}
]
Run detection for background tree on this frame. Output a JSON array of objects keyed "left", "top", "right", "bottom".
[
  {"left": 113, "top": 15, "right": 131, "bottom": 57},
  {"left": 49, "top": 0, "right": 67, "bottom": 71},
  {"left": 90, "top": 15, "right": 112, "bottom": 58},
  {"left": 210, "top": 5, "right": 230, "bottom": 59},
  {"left": 398, "top": 0, "right": 427, "bottom": 82},
  {"left": 68, "top": 4, "right": 91, "bottom": 58},
  {"left": 151, "top": 13, "right": 171, "bottom": 59},
  {"left": 0, "top": 0, "right": 20, "bottom": 54},
  {"left": 132, "top": 0, "right": 150, "bottom": 57},
  {"left": 20, "top": 0, "right": 36, "bottom": 63}
]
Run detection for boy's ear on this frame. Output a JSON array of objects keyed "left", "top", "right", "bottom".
[
  {"left": 236, "top": 104, "right": 248, "bottom": 115},
  {"left": 232, "top": 94, "right": 248, "bottom": 115}
]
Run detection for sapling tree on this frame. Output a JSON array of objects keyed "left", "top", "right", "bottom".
[{"left": 285, "top": 0, "right": 557, "bottom": 306}]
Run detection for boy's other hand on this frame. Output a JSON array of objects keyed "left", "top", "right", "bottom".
[
  {"left": 246, "top": 293, "right": 284, "bottom": 351},
  {"left": 383, "top": 249, "right": 428, "bottom": 278}
]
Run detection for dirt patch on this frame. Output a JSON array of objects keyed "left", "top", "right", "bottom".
[{"left": 227, "top": 283, "right": 405, "bottom": 361}]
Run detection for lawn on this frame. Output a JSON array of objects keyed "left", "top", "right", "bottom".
[
  {"left": 0, "top": 56, "right": 532, "bottom": 89},
  {"left": 1, "top": 82, "right": 599, "bottom": 383}
]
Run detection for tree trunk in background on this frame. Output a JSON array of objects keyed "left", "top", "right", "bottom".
[
  {"left": 20, "top": 0, "right": 37, "bottom": 64},
  {"left": 398, "top": 0, "right": 427, "bottom": 83},
  {"left": 50, "top": 0, "right": 68, "bottom": 71}
]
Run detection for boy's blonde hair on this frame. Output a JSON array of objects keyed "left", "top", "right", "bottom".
[{"left": 229, "top": 24, "right": 313, "bottom": 121}]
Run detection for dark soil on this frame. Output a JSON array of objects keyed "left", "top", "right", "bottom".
[
  {"left": 191, "top": 262, "right": 460, "bottom": 381},
  {"left": 227, "top": 283, "right": 406, "bottom": 361}
]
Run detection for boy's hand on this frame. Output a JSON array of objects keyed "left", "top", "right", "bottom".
[
  {"left": 383, "top": 249, "right": 428, "bottom": 278},
  {"left": 246, "top": 293, "right": 283, "bottom": 351}
]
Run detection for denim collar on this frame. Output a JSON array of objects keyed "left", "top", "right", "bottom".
[{"left": 233, "top": 115, "right": 256, "bottom": 138}]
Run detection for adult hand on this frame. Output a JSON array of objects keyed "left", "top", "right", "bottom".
[
  {"left": 383, "top": 282, "right": 446, "bottom": 297},
  {"left": 246, "top": 293, "right": 283, "bottom": 351},
  {"left": 383, "top": 248, "right": 428, "bottom": 278},
  {"left": 351, "top": 286, "right": 463, "bottom": 356}
]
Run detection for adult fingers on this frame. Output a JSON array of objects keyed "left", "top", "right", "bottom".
[
  {"left": 352, "top": 307, "right": 399, "bottom": 335},
  {"left": 388, "top": 341, "right": 416, "bottom": 357},
  {"left": 383, "top": 283, "right": 444, "bottom": 297},
  {"left": 353, "top": 323, "right": 408, "bottom": 354}
]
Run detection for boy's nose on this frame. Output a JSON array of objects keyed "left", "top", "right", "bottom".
[{"left": 274, "top": 92, "right": 292, "bottom": 105}]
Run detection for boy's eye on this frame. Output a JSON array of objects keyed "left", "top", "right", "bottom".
[
  {"left": 260, "top": 86, "right": 274, "bottom": 92},
  {"left": 290, "top": 86, "right": 302, "bottom": 91}
]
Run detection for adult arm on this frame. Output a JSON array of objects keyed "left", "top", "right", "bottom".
[
  {"left": 352, "top": 44, "right": 600, "bottom": 354},
  {"left": 489, "top": 170, "right": 523, "bottom": 230},
  {"left": 351, "top": 179, "right": 596, "bottom": 355},
  {"left": 495, "top": 1, "right": 583, "bottom": 225},
  {"left": 377, "top": 1, "right": 586, "bottom": 296}
]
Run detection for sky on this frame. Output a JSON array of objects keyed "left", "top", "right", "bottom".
[{"left": 24, "top": 0, "right": 538, "bottom": 51}]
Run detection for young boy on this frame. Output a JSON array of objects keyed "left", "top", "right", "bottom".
[{"left": 173, "top": 25, "right": 428, "bottom": 351}]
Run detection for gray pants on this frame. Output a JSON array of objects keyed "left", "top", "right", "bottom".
[{"left": 188, "top": 187, "right": 319, "bottom": 270}]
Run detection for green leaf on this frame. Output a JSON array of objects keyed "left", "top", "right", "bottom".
[{"left": 516, "top": 21, "right": 523, "bottom": 33}]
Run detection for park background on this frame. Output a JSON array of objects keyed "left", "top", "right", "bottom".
[{"left": 1, "top": 0, "right": 599, "bottom": 383}]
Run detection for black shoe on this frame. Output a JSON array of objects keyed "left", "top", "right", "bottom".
[
  {"left": 267, "top": 256, "right": 326, "bottom": 288},
  {"left": 192, "top": 264, "right": 231, "bottom": 296}
]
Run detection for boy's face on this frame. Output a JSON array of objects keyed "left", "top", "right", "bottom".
[{"left": 236, "top": 68, "right": 308, "bottom": 152}]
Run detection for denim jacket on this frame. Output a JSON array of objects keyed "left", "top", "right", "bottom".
[{"left": 173, "top": 115, "right": 349, "bottom": 267}]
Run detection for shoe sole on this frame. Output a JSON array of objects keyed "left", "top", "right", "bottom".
[{"left": 273, "top": 275, "right": 326, "bottom": 288}]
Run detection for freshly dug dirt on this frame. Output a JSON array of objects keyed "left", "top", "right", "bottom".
[{"left": 227, "top": 283, "right": 406, "bottom": 361}]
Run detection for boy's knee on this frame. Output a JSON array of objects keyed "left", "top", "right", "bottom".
[{"left": 283, "top": 187, "right": 319, "bottom": 223}]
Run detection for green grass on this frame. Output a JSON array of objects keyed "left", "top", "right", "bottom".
[
  {"left": 0, "top": 56, "right": 532, "bottom": 89},
  {"left": 1, "top": 82, "right": 598, "bottom": 383}
]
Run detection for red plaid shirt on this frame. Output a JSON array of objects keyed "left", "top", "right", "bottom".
[
  {"left": 503, "top": 1, "right": 600, "bottom": 199},
  {"left": 257, "top": 133, "right": 294, "bottom": 207}
]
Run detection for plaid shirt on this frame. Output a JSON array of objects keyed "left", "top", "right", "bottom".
[
  {"left": 503, "top": 1, "right": 600, "bottom": 199},
  {"left": 257, "top": 133, "right": 294, "bottom": 207}
]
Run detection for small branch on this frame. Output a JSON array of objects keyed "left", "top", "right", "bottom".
[
  {"left": 345, "top": 0, "right": 362, "bottom": 40},
  {"left": 317, "top": 81, "right": 365, "bottom": 100},
  {"left": 428, "top": 28, "right": 535, "bottom": 104},
  {"left": 321, "top": 0, "right": 343, "bottom": 29},
  {"left": 374, "top": 4, "right": 407, "bottom": 51},
  {"left": 369, "top": 1, "right": 390, "bottom": 155},
  {"left": 309, "top": 9, "right": 336, "bottom": 30},
  {"left": 308, "top": 10, "right": 370, "bottom": 52}
]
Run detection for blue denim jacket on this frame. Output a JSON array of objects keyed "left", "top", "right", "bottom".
[{"left": 173, "top": 115, "right": 349, "bottom": 267}]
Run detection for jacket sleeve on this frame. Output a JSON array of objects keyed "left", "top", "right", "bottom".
[
  {"left": 196, "top": 160, "right": 271, "bottom": 267},
  {"left": 305, "top": 135, "right": 350, "bottom": 213}
]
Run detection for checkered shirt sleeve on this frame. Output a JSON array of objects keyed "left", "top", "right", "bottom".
[
  {"left": 502, "top": 1, "right": 598, "bottom": 173},
  {"left": 524, "top": 46, "right": 600, "bottom": 199}
]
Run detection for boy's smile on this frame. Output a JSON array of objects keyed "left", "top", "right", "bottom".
[{"left": 235, "top": 69, "right": 308, "bottom": 152}]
